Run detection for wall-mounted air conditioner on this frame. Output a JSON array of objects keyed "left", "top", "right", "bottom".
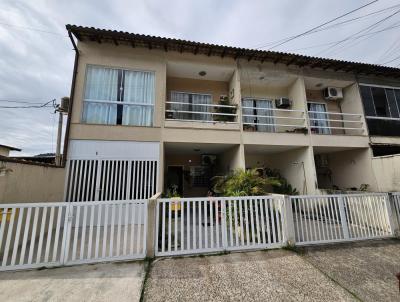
[
  {"left": 275, "top": 97, "right": 291, "bottom": 108},
  {"left": 323, "top": 87, "right": 343, "bottom": 100}
]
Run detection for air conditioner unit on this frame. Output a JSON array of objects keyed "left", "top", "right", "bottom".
[
  {"left": 275, "top": 97, "right": 291, "bottom": 108},
  {"left": 323, "top": 87, "right": 343, "bottom": 100}
]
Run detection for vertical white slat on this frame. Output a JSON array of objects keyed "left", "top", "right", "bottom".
[
  {"left": 122, "top": 161, "right": 127, "bottom": 200},
  {"left": 139, "top": 161, "right": 144, "bottom": 199},
  {"left": 27, "top": 207, "right": 40, "bottom": 265},
  {"left": 303, "top": 198, "right": 310, "bottom": 242},
  {"left": 52, "top": 206, "right": 63, "bottom": 262},
  {"left": 255, "top": 198, "right": 261, "bottom": 245},
  {"left": 109, "top": 204, "right": 116, "bottom": 257},
  {"left": 180, "top": 200, "right": 184, "bottom": 251},
  {"left": 81, "top": 161, "right": 88, "bottom": 201},
  {"left": 70, "top": 161, "right": 78, "bottom": 201},
  {"left": 174, "top": 200, "right": 178, "bottom": 251},
  {"left": 11, "top": 207, "right": 24, "bottom": 266},
  {"left": 198, "top": 200, "right": 202, "bottom": 249},
  {"left": 80, "top": 204, "right": 88, "bottom": 260},
  {"left": 111, "top": 161, "right": 117, "bottom": 201},
  {"left": 136, "top": 201, "right": 143, "bottom": 254},
  {"left": 142, "top": 202, "right": 148, "bottom": 255},
  {"left": 2, "top": 208, "right": 16, "bottom": 266},
  {"left": 60, "top": 203, "right": 72, "bottom": 264},
  {"left": 95, "top": 204, "right": 102, "bottom": 259},
  {"left": 87, "top": 204, "right": 95, "bottom": 259},
  {"left": 130, "top": 202, "right": 137, "bottom": 254},
  {"left": 77, "top": 160, "right": 84, "bottom": 202},
  {"left": 168, "top": 201, "right": 172, "bottom": 252},
  {"left": 362, "top": 196, "right": 372, "bottom": 237},
  {"left": 210, "top": 198, "right": 214, "bottom": 249},
  {"left": 311, "top": 198, "right": 319, "bottom": 241},
  {"left": 155, "top": 202, "right": 160, "bottom": 255},
  {"left": 292, "top": 198, "right": 300, "bottom": 243},
  {"left": 151, "top": 161, "right": 156, "bottom": 196},
  {"left": 326, "top": 197, "right": 336, "bottom": 240},
  {"left": 102, "top": 204, "right": 109, "bottom": 258},
  {"left": 351, "top": 196, "right": 362, "bottom": 238},
  {"left": 215, "top": 200, "right": 220, "bottom": 248},
  {"left": 332, "top": 197, "right": 342, "bottom": 238},
  {"left": 134, "top": 161, "right": 139, "bottom": 199},
  {"left": 308, "top": 198, "right": 316, "bottom": 241},
  {"left": 89, "top": 160, "right": 96, "bottom": 201},
  {"left": 269, "top": 199, "right": 276, "bottom": 244},
  {"left": 259, "top": 198, "right": 266, "bottom": 244},
  {"left": 44, "top": 206, "right": 55, "bottom": 263},
  {"left": 186, "top": 200, "right": 190, "bottom": 250},
  {"left": 72, "top": 206, "right": 81, "bottom": 261},
  {"left": 126, "top": 161, "right": 132, "bottom": 200},
  {"left": 192, "top": 200, "right": 196, "bottom": 250},
  {"left": 117, "top": 161, "right": 122, "bottom": 200},
  {"left": 116, "top": 203, "right": 123, "bottom": 256},
  {"left": 374, "top": 196, "right": 386, "bottom": 235},
  {"left": 373, "top": 196, "right": 385, "bottom": 236},
  {"left": 238, "top": 199, "right": 244, "bottom": 246},
  {"left": 249, "top": 199, "right": 255, "bottom": 245},
  {"left": 317, "top": 198, "right": 326, "bottom": 241},
  {"left": 228, "top": 199, "right": 233, "bottom": 247},
  {"left": 244, "top": 198, "right": 250, "bottom": 245},
  {"left": 204, "top": 200, "right": 208, "bottom": 249},
  {"left": 19, "top": 207, "right": 32, "bottom": 265},
  {"left": 103, "top": 161, "right": 109, "bottom": 201},
  {"left": 123, "top": 202, "right": 129, "bottom": 255},
  {"left": 355, "top": 196, "right": 366, "bottom": 238},
  {"left": 264, "top": 199, "right": 271, "bottom": 244},
  {"left": 161, "top": 202, "right": 166, "bottom": 253},
  {"left": 144, "top": 161, "right": 149, "bottom": 199},
  {"left": 296, "top": 198, "right": 304, "bottom": 243},
  {"left": 338, "top": 196, "right": 350, "bottom": 240},
  {"left": 233, "top": 199, "right": 239, "bottom": 246},
  {"left": 275, "top": 198, "right": 282, "bottom": 243}
]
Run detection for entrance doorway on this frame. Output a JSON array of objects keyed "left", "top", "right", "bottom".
[{"left": 166, "top": 166, "right": 184, "bottom": 196}]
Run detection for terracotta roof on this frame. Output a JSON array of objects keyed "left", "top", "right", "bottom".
[{"left": 66, "top": 24, "right": 400, "bottom": 79}]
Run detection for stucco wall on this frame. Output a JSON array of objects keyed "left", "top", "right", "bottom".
[
  {"left": 372, "top": 154, "right": 400, "bottom": 192},
  {"left": 0, "top": 147, "right": 10, "bottom": 157},
  {"left": 0, "top": 161, "right": 65, "bottom": 203}
]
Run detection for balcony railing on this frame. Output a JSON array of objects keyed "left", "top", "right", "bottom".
[
  {"left": 165, "top": 101, "right": 238, "bottom": 123},
  {"left": 308, "top": 111, "right": 364, "bottom": 135},
  {"left": 242, "top": 106, "right": 307, "bottom": 133}
]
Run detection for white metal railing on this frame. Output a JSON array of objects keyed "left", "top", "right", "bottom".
[
  {"left": 242, "top": 106, "right": 306, "bottom": 133},
  {"left": 165, "top": 101, "right": 238, "bottom": 123},
  {"left": 155, "top": 196, "right": 285, "bottom": 256},
  {"left": 392, "top": 192, "right": 400, "bottom": 228},
  {"left": 291, "top": 193, "right": 393, "bottom": 245},
  {"left": 0, "top": 200, "right": 147, "bottom": 271},
  {"left": 308, "top": 111, "right": 364, "bottom": 134}
]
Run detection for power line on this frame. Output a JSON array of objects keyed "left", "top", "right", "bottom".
[
  {"left": 0, "top": 99, "right": 49, "bottom": 105},
  {"left": 0, "top": 99, "right": 56, "bottom": 109},
  {"left": 0, "top": 21, "right": 66, "bottom": 37},
  {"left": 264, "top": 0, "right": 379, "bottom": 50}
]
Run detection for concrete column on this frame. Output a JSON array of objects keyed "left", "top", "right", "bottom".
[
  {"left": 280, "top": 195, "right": 296, "bottom": 245},
  {"left": 146, "top": 192, "right": 161, "bottom": 258}
]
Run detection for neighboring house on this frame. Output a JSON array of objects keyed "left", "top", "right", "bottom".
[
  {"left": 0, "top": 144, "right": 21, "bottom": 157},
  {"left": 63, "top": 24, "right": 400, "bottom": 201}
]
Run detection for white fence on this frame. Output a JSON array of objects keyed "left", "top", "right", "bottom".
[
  {"left": 0, "top": 200, "right": 147, "bottom": 271},
  {"left": 291, "top": 193, "right": 393, "bottom": 245},
  {"left": 155, "top": 196, "right": 285, "bottom": 256},
  {"left": 392, "top": 192, "right": 400, "bottom": 228}
]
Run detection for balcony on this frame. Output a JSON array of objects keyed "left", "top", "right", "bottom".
[
  {"left": 308, "top": 111, "right": 365, "bottom": 136},
  {"left": 242, "top": 106, "right": 307, "bottom": 134}
]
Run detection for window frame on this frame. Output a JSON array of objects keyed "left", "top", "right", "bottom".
[
  {"left": 169, "top": 90, "right": 213, "bottom": 121},
  {"left": 81, "top": 64, "right": 156, "bottom": 127},
  {"left": 307, "top": 101, "right": 331, "bottom": 135}
]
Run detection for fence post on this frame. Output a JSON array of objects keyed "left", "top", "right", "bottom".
[
  {"left": 220, "top": 198, "right": 228, "bottom": 250},
  {"left": 282, "top": 195, "right": 296, "bottom": 245},
  {"left": 338, "top": 195, "right": 350, "bottom": 240},
  {"left": 146, "top": 192, "right": 161, "bottom": 258},
  {"left": 387, "top": 193, "right": 400, "bottom": 236}
]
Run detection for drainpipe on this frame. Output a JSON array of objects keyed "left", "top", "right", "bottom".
[{"left": 61, "top": 29, "right": 79, "bottom": 167}]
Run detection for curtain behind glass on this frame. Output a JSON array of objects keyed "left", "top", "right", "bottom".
[
  {"left": 82, "top": 66, "right": 118, "bottom": 124},
  {"left": 256, "top": 100, "right": 275, "bottom": 132},
  {"left": 122, "top": 70, "right": 155, "bottom": 126},
  {"left": 242, "top": 99, "right": 255, "bottom": 125},
  {"left": 309, "top": 103, "right": 330, "bottom": 134},
  {"left": 170, "top": 92, "right": 190, "bottom": 120},
  {"left": 192, "top": 94, "right": 212, "bottom": 121}
]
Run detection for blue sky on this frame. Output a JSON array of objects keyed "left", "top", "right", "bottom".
[{"left": 0, "top": 0, "right": 399, "bottom": 155}]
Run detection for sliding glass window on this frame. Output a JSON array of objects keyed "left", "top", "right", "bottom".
[{"left": 82, "top": 65, "right": 155, "bottom": 126}]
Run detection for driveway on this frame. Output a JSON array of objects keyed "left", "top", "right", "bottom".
[{"left": 0, "top": 261, "right": 145, "bottom": 302}]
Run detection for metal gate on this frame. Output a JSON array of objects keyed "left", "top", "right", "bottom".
[
  {"left": 155, "top": 196, "right": 285, "bottom": 257},
  {"left": 0, "top": 200, "right": 147, "bottom": 271}
]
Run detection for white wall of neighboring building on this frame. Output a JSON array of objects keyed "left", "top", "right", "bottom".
[{"left": 372, "top": 154, "right": 400, "bottom": 192}]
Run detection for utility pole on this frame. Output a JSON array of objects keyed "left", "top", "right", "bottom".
[{"left": 55, "top": 97, "right": 70, "bottom": 166}]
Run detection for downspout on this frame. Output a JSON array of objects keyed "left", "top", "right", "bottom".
[{"left": 61, "top": 29, "right": 79, "bottom": 167}]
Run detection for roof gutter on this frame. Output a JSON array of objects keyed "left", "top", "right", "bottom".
[{"left": 61, "top": 29, "right": 79, "bottom": 167}]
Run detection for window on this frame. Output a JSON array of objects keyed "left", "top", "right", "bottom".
[
  {"left": 241, "top": 98, "right": 275, "bottom": 132},
  {"left": 360, "top": 85, "right": 400, "bottom": 118},
  {"left": 82, "top": 65, "right": 155, "bottom": 126},
  {"left": 170, "top": 91, "right": 212, "bottom": 121},
  {"left": 308, "top": 102, "right": 330, "bottom": 134}
]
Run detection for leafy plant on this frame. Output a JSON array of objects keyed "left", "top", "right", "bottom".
[
  {"left": 211, "top": 168, "right": 280, "bottom": 197},
  {"left": 213, "top": 96, "right": 237, "bottom": 122},
  {"left": 165, "top": 185, "right": 180, "bottom": 198},
  {"left": 264, "top": 167, "right": 299, "bottom": 195}
]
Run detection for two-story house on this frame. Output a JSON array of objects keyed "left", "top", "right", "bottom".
[{"left": 63, "top": 25, "right": 400, "bottom": 201}]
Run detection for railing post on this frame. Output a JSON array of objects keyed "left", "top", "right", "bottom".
[
  {"left": 146, "top": 192, "right": 161, "bottom": 258},
  {"left": 282, "top": 195, "right": 296, "bottom": 245},
  {"left": 387, "top": 193, "right": 400, "bottom": 236},
  {"left": 338, "top": 195, "right": 350, "bottom": 240},
  {"left": 221, "top": 198, "right": 228, "bottom": 250}
]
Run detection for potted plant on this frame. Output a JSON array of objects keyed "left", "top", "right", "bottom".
[{"left": 213, "top": 96, "right": 237, "bottom": 122}]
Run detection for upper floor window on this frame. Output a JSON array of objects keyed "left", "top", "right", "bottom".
[
  {"left": 82, "top": 65, "right": 155, "bottom": 126},
  {"left": 242, "top": 98, "right": 275, "bottom": 132},
  {"left": 169, "top": 91, "right": 212, "bottom": 121},
  {"left": 360, "top": 85, "right": 400, "bottom": 118}
]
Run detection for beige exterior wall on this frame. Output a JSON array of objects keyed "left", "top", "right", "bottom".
[
  {"left": 372, "top": 154, "right": 400, "bottom": 192},
  {"left": 0, "top": 147, "right": 10, "bottom": 157},
  {"left": 0, "top": 161, "right": 65, "bottom": 203}
]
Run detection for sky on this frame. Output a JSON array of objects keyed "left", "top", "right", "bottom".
[{"left": 1, "top": 0, "right": 400, "bottom": 156}]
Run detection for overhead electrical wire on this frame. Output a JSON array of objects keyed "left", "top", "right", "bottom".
[
  {"left": 0, "top": 21, "right": 66, "bottom": 36},
  {"left": 0, "top": 99, "right": 56, "bottom": 109}
]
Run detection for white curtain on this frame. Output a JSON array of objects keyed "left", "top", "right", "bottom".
[
  {"left": 122, "top": 70, "right": 155, "bottom": 126},
  {"left": 170, "top": 92, "right": 190, "bottom": 120},
  {"left": 192, "top": 94, "right": 212, "bottom": 121},
  {"left": 256, "top": 100, "right": 275, "bottom": 132},
  {"left": 82, "top": 66, "right": 118, "bottom": 124},
  {"left": 308, "top": 103, "right": 330, "bottom": 134},
  {"left": 242, "top": 99, "right": 255, "bottom": 125}
]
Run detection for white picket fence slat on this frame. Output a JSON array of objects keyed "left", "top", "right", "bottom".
[
  {"left": 392, "top": 192, "right": 400, "bottom": 228},
  {"left": 0, "top": 200, "right": 147, "bottom": 271}
]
